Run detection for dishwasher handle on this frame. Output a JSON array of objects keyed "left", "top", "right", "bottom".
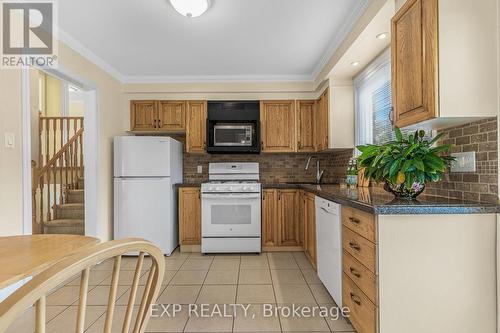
[{"left": 315, "top": 196, "right": 340, "bottom": 215}]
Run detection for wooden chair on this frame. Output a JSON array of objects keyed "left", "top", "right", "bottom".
[{"left": 0, "top": 238, "right": 165, "bottom": 333}]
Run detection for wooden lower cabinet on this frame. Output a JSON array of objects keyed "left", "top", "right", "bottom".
[
  {"left": 342, "top": 206, "right": 378, "bottom": 333},
  {"left": 343, "top": 273, "right": 377, "bottom": 333},
  {"left": 302, "top": 191, "right": 316, "bottom": 269},
  {"left": 277, "top": 189, "right": 300, "bottom": 246},
  {"left": 178, "top": 187, "right": 201, "bottom": 246},
  {"left": 262, "top": 189, "right": 302, "bottom": 249},
  {"left": 262, "top": 189, "right": 279, "bottom": 247}
]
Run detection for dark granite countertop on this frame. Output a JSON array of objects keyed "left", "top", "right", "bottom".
[
  {"left": 176, "top": 182, "right": 500, "bottom": 215},
  {"left": 297, "top": 184, "right": 500, "bottom": 215},
  {"left": 176, "top": 182, "right": 203, "bottom": 188}
]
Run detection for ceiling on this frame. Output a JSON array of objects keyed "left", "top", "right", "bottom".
[
  {"left": 58, "top": 0, "right": 370, "bottom": 83},
  {"left": 330, "top": 0, "right": 393, "bottom": 80}
]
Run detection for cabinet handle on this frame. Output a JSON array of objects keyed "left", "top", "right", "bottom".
[
  {"left": 350, "top": 293, "right": 362, "bottom": 305},
  {"left": 349, "top": 267, "right": 361, "bottom": 278},
  {"left": 298, "top": 141, "right": 302, "bottom": 149},
  {"left": 389, "top": 106, "right": 394, "bottom": 125},
  {"left": 158, "top": 119, "right": 162, "bottom": 128},
  {"left": 278, "top": 191, "right": 281, "bottom": 200},
  {"left": 349, "top": 241, "right": 361, "bottom": 251},
  {"left": 348, "top": 217, "right": 361, "bottom": 224}
]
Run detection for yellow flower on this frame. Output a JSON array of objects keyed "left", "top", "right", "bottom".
[{"left": 397, "top": 171, "right": 405, "bottom": 184}]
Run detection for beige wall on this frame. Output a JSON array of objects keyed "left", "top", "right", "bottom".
[
  {"left": 44, "top": 74, "right": 62, "bottom": 117},
  {"left": 0, "top": 70, "right": 24, "bottom": 236},
  {"left": 0, "top": 41, "right": 124, "bottom": 240}
]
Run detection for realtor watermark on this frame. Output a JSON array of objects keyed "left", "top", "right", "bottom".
[
  {"left": 1, "top": 0, "right": 58, "bottom": 68},
  {"left": 150, "top": 303, "right": 351, "bottom": 321}
]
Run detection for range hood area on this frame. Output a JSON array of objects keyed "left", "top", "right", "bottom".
[{"left": 206, "top": 101, "right": 261, "bottom": 154}]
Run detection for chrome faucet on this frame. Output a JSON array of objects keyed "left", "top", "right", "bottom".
[{"left": 305, "top": 156, "right": 325, "bottom": 184}]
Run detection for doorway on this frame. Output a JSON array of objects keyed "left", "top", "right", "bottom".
[{"left": 22, "top": 66, "right": 100, "bottom": 239}]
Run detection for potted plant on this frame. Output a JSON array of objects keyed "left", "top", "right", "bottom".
[{"left": 356, "top": 128, "right": 455, "bottom": 199}]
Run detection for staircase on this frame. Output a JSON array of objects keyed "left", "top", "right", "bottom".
[
  {"left": 32, "top": 116, "right": 85, "bottom": 235},
  {"left": 44, "top": 179, "right": 85, "bottom": 235}
]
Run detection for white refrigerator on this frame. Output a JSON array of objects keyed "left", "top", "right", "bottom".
[{"left": 114, "top": 136, "right": 183, "bottom": 255}]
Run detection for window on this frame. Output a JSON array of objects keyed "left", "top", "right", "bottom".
[{"left": 354, "top": 49, "right": 392, "bottom": 148}]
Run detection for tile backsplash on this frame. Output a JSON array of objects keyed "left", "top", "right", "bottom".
[
  {"left": 426, "top": 117, "right": 498, "bottom": 203},
  {"left": 181, "top": 117, "right": 498, "bottom": 203},
  {"left": 183, "top": 149, "right": 353, "bottom": 184}
]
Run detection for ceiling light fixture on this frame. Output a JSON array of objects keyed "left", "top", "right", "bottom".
[
  {"left": 376, "top": 32, "right": 388, "bottom": 39},
  {"left": 351, "top": 61, "right": 360, "bottom": 67},
  {"left": 170, "top": 0, "right": 211, "bottom": 18}
]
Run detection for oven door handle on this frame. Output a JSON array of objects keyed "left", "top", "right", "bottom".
[{"left": 201, "top": 193, "right": 261, "bottom": 200}]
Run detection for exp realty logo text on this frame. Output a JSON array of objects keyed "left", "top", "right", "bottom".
[{"left": 1, "top": 0, "right": 58, "bottom": 68}]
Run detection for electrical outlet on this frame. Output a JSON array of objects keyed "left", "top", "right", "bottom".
[
  {"left": 4, "top": 133, "right": 14, "bottom": 148},
  {"left": 451, "top": 151, "right": 476, "bottom": 173},
  {"left": 197, "top": 165, "right": 203, "bottom": 174}
]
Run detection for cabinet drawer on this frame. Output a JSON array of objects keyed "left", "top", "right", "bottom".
[
  {"left": 343, "top": 251, "right": 377, "bottom": 304},
  {"left": 342, "top": 227, "right": 376, "bottom": 273},
  {"left": 343, "top": 273, "right": 377, "bottom": 333},
  {"left": 342, "top": 206, "right": 376, "bottom": 242}
]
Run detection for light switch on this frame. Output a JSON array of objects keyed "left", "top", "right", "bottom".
[
  {"left": 451, "top": 151, "right": 476, "bottom": 173},
  {"left": 197, "top": 165, "right": 203, "bottom": 174},
  {"left": 4, "top": 133, "right": 15, "bottom": 148}
]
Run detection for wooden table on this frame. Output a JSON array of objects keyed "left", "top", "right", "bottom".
[{"left": 0, "top": 234, "right": 100, "bottom": 289}]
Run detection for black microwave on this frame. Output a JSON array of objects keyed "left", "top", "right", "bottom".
[{"left": 207, "top": 101, "right": 260, "bottom": 154}]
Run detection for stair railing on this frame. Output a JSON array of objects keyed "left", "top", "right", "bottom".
[
  {"left": 32, "top": 126, "right": 84, "bottom": 228},
  {"left": 39, "top": 115, "right": 84, "bottom": 167}
]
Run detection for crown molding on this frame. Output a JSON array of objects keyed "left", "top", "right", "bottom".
[
  {"left": 122, "top": 74, "right": 314, "bottom": 84},
  {"left": 58, "top": 29, "right": 125, "bottom": 83},
  {"left": 310, "top": 0, "right": 371, "bottom": 83}
]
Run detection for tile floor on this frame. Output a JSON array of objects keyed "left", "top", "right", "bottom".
[{"left": 6, "top": 250, "right": 355, "bottom": 333}]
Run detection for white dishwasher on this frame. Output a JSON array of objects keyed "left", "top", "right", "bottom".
[{"left": 315, "top": 196, "right": 342, "bottom": 306}]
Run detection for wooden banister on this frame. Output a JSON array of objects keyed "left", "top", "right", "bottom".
[
  {"left": 38, "top": 127, "right": 83, "bottom": 176},
  {"left": 33, "top": 121, "right": 84, "bottom": 229}
]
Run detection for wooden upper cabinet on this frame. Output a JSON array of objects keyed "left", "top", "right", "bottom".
[
  {"left": 262, "top": 189, "right": 278, "bottom": 247},
  {"left": 296, "top": 100, "right": 316, "bottom": 152},
  {"left": 260, "top": 101, "right": 296, "bottom": 153},
  {"left": 186, "top": 101, "right": 207, "bottom": 153},
  {"left": 158, "top": 101, "right": 186, "bottom": 131},
  {"left": 392, "top": 0, "right": 438, "bottom": 127},
  {"left": 130, "top": 100, "right": 157, "bottom": 131},
  {"left": 277, "top": 189, "right": 301, "bottom": 246},
  {"left": 179, "top": 187, "right": 201, "bottom": 245},
  {"left": 315, "top": 89, "right": 329, "bottom": 151}
]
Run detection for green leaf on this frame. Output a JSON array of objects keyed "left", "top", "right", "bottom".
[
  {"left": 401, "top": 160, "right": 412, "bottom": 173},
  {"left": 389, "top": 159, "right": 402, "bottom": 178},
  {"left": 395, "top": 127, "right": 403, "bottom": 142},
  {"left": 429, "top": 132, "right": 445, "bottom": 146},
  {"left": 414, "top": 157, "right": 425, "bottom": 171},
  {"left": 430, "top": 144, "right": 453, "bottom": 154}
]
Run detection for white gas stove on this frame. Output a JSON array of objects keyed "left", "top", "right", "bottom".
[{"left": 201, "top": 163, "right": 261, "bottom": 253}]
